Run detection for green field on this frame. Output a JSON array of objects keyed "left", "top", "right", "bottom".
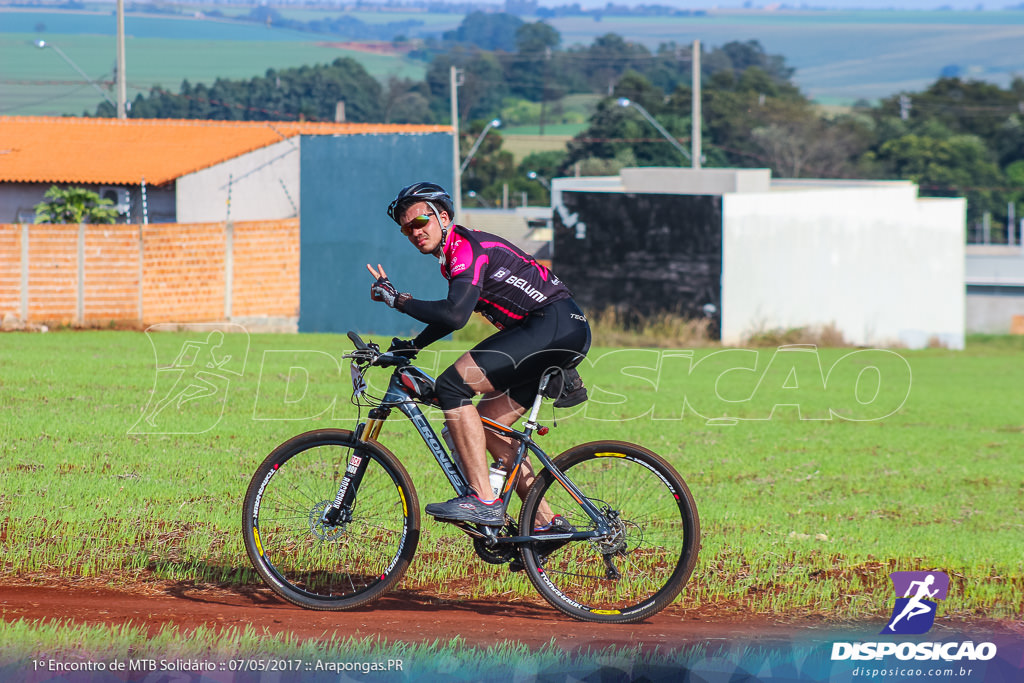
[
  {"left": 0, "top": 31, "right": 426, "bottom": 117},
  {"left": 0, "top": 329, "right": 1020, "bottom": 620},
  {"left": 3, "top": 7, "right": 1024, "bottom": 116},
  {"left": 546, "top": 10, "right": 1024, "bottom": 104}
]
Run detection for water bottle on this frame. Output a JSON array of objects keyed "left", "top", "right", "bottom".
[{"left": 488, "top": 462, "right": 506, "bottom": 499}]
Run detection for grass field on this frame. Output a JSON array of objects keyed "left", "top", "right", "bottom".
[
  {"left": 0, "top": 329, "right": 1021, "bottom": 671},
  {"left": 545, "top": 10, "right": 1024, "bottom": 104},
  {"left": 0, "top": 329, "right": 1021, "bottom": 619},
  {"left": 3, "top": 7, "right": 1023, "bottom": 116},
  {"left": 0, "top": 30, "right": 426, "bottom": 117}
]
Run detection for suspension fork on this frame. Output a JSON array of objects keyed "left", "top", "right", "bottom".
[{"left": 321, "top": 408, "right": 390, "bottom": 525}]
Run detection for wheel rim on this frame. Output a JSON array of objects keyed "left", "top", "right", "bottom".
[
  {"left": 251, "top": 441, "right": 412, "bottom": 602},
  {"left": 526, "top": 453, "right": 694, "bottom": 617}
]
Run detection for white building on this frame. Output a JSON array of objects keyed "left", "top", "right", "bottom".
[
  {"left": 551, "top": 167, "right": 965, "bottom": 349},
  {"left": 965, "top": 244, "right": 1024, "bottom": 334}
]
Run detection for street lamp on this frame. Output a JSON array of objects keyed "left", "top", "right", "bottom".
[
  {"left": 459, "top": 119, "right": 501, "bottom": 175},
  {"left": 34, "top": 39, "right": 118, "bottom": 110},
  {"left": 616, "top": 97, "right": 692, "bottom": 163},
  {"left": 526, "top": 171, "right": 551, "bottom": 191},
  {"left": 466, "top": 190, "right": 492, "bottom": 207}
]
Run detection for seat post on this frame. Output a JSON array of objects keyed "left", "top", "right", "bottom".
[{"left": 523, "top": 371, "right": 553, "bottom": 431}]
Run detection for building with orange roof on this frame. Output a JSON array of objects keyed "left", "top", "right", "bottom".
[
  {"left": 1, "top": 116, "right": 455, "bottom": 335},
  {"left": 0, "top": 116, "right": 450, "bottom": 223}
]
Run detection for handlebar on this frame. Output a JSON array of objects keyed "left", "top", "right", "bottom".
[
  {"left": 344, "top": 331, "right": 413, "bottom": 369},
  {"left": 347, "top": 331, "right": 368, "bottom": 350}
]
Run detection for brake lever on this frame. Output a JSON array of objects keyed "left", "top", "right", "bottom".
[{"left": 343, "top": 349, "right": 376, "bottom": 364}]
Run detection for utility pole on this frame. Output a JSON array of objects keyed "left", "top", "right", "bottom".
[
  {"left": 692, "top": 39, "right": 701, "bottom": 169},
  {"left": 899, "top": 94, "right": 911, "bottom": 121},
  {"left": 450, "top": 65, "right": 462, "bottom": 222},
  {"left": 1009, "top": 201, "right": 1016, "bottom": 246},
  {"left": 116, "top": 0, "right": 126, "bottom": 118}
]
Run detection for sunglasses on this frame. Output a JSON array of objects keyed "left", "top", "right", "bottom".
[{"left": 400, "top": 214, "right": 431, "bottom": 236}]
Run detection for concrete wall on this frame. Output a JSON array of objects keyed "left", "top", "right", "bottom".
[
  {"left": 0, "top": 182, "right": 57, "bottom": 223},
  {"left": 722, "top": 187, "right": 966, "bottom": 349},
  {"left": 965, "top": 244, "right": 1024, "bottom": 332},
  {"left": 621, "top": 167, "right": 771, "bottom": 195},
  {"left": 552, "top": 191, "right": 722, "bottom": 329},
  {"left": 966, "top": 286, "right": 1024, "bottom": 333},
  {"left": 298, "top": 132, "right": 452, "bottom": 336},
  {"left": 176, "top": 138, "right": 300, "bottom": 223}
]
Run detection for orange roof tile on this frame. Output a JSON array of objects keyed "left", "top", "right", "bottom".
[{"left": 0, "top": 117, "right": 451, "bottom": 186}]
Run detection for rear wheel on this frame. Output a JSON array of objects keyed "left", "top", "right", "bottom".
[
  {"left": 519, "top": 441, "right": 699, "bottom": 623},
  {"left": 242, "top": 429, "right": 419, "bottom": 610}
]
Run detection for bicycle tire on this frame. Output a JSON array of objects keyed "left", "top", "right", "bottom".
[
  {"left": 242, "top": 429, "right": 420, "bottom": 610},
  {"left": 519, "top": 440, "right": 700, "bottom": 623}
]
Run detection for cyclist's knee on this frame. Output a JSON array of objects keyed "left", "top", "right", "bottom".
[{"left": 435, "top": 365, "right": 476, "bottom": 410}]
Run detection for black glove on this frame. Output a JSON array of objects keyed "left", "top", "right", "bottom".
[
  {"left": 388, "top": 337, "right": 418, "bottom": 358},
  {"left": 370, "top": 276, "right": 410, "bottom": 309}
]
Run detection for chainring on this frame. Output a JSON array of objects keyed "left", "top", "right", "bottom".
[{"left": 472, "top": 520, "right": 519, "bottom": 565}]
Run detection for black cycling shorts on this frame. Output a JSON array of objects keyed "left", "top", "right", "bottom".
[{"left": 467, "top": 297, "right": 591, "bottom": 409}]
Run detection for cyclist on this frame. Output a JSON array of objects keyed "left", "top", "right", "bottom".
[{"left": 367, "top": 181, "right": 590, "bottom": 528}]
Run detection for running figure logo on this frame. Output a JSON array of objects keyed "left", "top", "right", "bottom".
[
  {"left": 130, "top": 324, "right": 249, "bottom": 435},
  {"left": 882, "top": 571, "right": 950, "bottom": 635}
]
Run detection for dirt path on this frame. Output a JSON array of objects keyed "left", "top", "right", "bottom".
[{"left": 2, "top": 580, "right": 1019, "bottom": 653}]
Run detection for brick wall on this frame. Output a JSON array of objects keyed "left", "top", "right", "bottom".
[
  {"left": 141, "top": 222, "right": 227, "bottom": 324},
  {"left": 232, "top": 219, "right": 300, "bottom": 318},
  {"left": 85, "top": 224, "right": 140, "bottom": 322},
  {"left": 0, "top": 225, "right": 21, "bottom": 317},
  {"left": 28, "top": 224, "right": 78, "bottom": 324},
  {"left": 0, "top": 219, "right": 299, "bottom": 327}
]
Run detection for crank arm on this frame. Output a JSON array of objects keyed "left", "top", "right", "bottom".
[{"left": 438, "top": 519, "right": 493, "bottom": 541}]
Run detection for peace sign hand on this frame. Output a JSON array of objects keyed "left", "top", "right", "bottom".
[{"left": 366, "top": 263, "right": 406, "bottom": 309}]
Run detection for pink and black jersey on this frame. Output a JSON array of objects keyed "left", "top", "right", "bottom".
[{"left": 441, "top": 225, "right": 571, "bottom": 329}]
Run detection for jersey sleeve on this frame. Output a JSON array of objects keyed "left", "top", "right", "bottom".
[
  {"left": 399, "top": 278, "right": 480, "bottom": 330},
  {"left": 447, "top": 236, "right": 487, "bottom": 286}
]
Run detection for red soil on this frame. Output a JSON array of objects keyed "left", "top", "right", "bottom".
[{"left": 2, "top": 578, "right": 1019, "bottom": 652}]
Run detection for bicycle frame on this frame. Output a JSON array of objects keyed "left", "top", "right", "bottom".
[{"left": 352, "top": 365, "right": 613, "bottom": 546}]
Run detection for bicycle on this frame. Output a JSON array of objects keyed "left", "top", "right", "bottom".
[{"left": 242, "top": 332, "right": 700, "bottom": 623}]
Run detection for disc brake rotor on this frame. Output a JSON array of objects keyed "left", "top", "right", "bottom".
[{"left": 309, "top": 500, "right": 347, "bottom": 541}]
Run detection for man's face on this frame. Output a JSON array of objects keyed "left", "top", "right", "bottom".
[{"left": 398, "top": 201, "right": 447, "bottom": 254}]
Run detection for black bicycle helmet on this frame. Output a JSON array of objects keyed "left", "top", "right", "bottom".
[{"left": 387, "top": 182, "right": 454, "bottom": 224}]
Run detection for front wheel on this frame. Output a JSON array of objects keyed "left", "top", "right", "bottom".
[
  {"left": 242, "top": 429, "right": 420, "bottom": 610},
  {"left": 519, "top": 441, "right": 700, "bottom": 623}
]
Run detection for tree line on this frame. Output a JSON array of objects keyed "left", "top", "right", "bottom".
[{"left": 95, "top": 13, "right": 1024, "bottom": 232}]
